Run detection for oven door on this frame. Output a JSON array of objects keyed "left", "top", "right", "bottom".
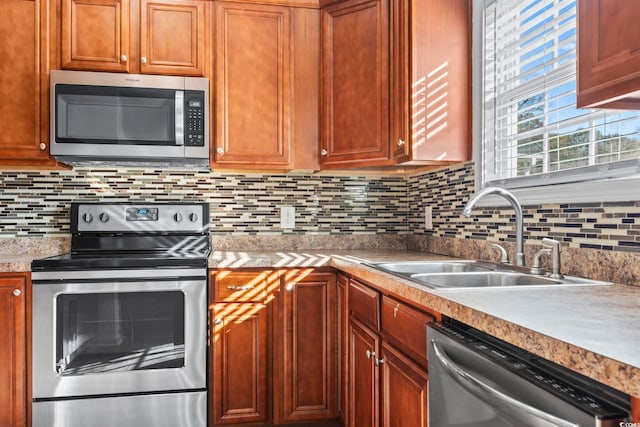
[{"left": 32, "top": 269, "right": 206, "bottom": 399}]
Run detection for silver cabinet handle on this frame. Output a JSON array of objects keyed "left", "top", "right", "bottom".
[
  {"left": 120, "top": 54, "right": 128, "bottom": 62},
  {"left": 227, "top": 285, "right": 255, "bottom": 291},
  {"left": 321, "top": 149, "right": 328, "bottom": 156},
  {"left": 213, "top": 318, "right": 222, "bottom": 326},
  {"left": 431, "top": 340, "right": 578, "bottom": 427},
  {"left": 39, "top": 142, "right": 46, "bottom": 151},
  {"left": 140, "top": 56, "right": 148, "bottom": 64},
  {"left": 217, "top": 147, "right": 224, "bottom": 154},
  {"left": 375, "top": 357, "right": 385, "bottom": 366},
  {"left": 12, "top": 289, "right": 21, "bottom": 296},
  {"left": 366, "top": 350, "right": 375, "bottom": 359},
  {"left": 398, "top": 139, "right": 405, "bottom": 146}
]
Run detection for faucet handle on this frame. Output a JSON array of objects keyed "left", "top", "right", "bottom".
[
  {"left": 490, "top": 243, "right": 509, "bottom": 264},
  {"left": 542, "top": 238, "right": 561, "bottom": 251}
]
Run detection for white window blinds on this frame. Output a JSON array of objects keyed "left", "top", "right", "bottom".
[{"left": 482, "top": 0, "right": 640, "bottom": 189}]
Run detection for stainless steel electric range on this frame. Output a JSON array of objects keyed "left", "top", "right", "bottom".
[{"left": 31, "top": 202, "right": 210, "bottom": 427}]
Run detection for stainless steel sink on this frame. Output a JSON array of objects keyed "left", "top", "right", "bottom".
[
  {"left": 410, "top": 271, "right": 561, "bottom": 289},
  {"left": 367, "top": 261, "right": 612, "bottom": 290},
  {"left": 370, "top": 261, "right": 493, "bottom": 275}
]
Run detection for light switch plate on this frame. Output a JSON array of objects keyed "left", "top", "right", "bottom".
[
  {"left": 281, "top": 206, "right": 295, "bottom": 229},
  {"left": 424, "top": 206, "right": 433, "bottom": 230}
]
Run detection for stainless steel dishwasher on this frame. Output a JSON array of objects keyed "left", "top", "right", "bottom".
[{"left": 428, "top": 322, "right": 630, "bottom": 427}]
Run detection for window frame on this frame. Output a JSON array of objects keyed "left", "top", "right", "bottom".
[{"left": 472, "top": 0, "right": 640, "bottom": 206}]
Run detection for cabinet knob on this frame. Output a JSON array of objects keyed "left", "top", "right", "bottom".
[
  {"left": 398, "top": 139, "right": 405, "bottom": 146},
  {"left": 375, "top": 357, "right": 385, "bottom": 366},
  {"left": 120, "top": 54, "right": 128, "bottom": 63},
  {"left": 39, "top": 142, "right": 46, "bottom": 151},
  {"left": 321, "top": 149, "right": 328, "bottom": 156},
  {"left": 12, "top": 289, "right": 21, "bottom": 297},
  {"left": 366, "top": 350, "right": 375, "bottom": 359},
  {"left": 140, "top": 56, "right": 148, "bottom": 64},
  {"left": 213, "top": 318, "right": 222, "bottom": 326},
  {"left": 216, "top": 147, "right": 224, "bottom": 154}
]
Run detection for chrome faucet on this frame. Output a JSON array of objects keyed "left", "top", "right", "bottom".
[{"left": 463, "top": 186, "right": 525, "bottom": 266}]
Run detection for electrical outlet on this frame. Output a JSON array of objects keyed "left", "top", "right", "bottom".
[
  {"left": 424, "top": 206, "right": 433, "bottom": 230},
  {"left": 281, "top": 206, "right": 295, "bottom": 229}
]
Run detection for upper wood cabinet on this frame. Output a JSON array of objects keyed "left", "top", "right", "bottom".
[
  {"left": 0, "top": 274, "right": 28, "bottom": 427},
  {"left": 212, "top": 2, "right": 319, "bottom": 170},
  {"left": 0, "top": 0, "right": 55, "bottom": 166},
  {"left": 390, "top": 0, "right": 471, "bottom": 164},
  {"left": 59, "top": 0, "right": 208, "bottom": 76},
  {"left": 320, "top": 0, "right": 391, "bottom": 168},
  {"left": 577, "top": 0, "right": 640, "bottom": 109},
  {"left": 320, "top": 0, "right": 471, "bottom": 169}
]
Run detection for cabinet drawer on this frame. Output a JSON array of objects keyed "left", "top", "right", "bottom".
[
  {"left": 348, "top": 279, "right": 380, "bottom": 331},
  {"left": 381, "top": 295, "right": 434, "bottom": 366},
  {"left": 213, "top": 270, "right": 273, "bottom": 302}
]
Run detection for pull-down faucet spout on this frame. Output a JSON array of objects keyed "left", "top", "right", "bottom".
[{"left": 463, "top": 186, "right": 525, "bottom": 266}]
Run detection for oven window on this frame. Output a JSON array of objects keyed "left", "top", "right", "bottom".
[{"left": 55, "top": 291, "right": 185, "bottom": 376}]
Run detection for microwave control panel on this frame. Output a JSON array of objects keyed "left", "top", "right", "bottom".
[{"left": 185, "top": 91, "right": 205, "bottom": 147}]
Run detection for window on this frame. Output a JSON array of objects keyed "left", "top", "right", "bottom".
[{"left": 474, "top": 0, "right": 640, "bottom": 203}]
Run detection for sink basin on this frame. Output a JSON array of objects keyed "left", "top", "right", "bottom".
[
  {"left": 370, "top": 261, "right": 493, "bottom": 275},
  {"left": 410, "top": 271, "right": 562, "bottom": 289},
  {"left": 366, "top": 261, "right": 613, "bottom": 290}
]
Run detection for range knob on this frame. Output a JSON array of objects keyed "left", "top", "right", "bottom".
[
  {"left": 173, "top": 212, "right": 183, "bottom": 222},
  {"left": 82, "top": 213, "right": 94, "bottom": 223},
  {"left": 189, "top": 213, "right": 199, "bottom": 222},
  {"left": 99, "top": 213, "right": 110, "bottom": 223}
]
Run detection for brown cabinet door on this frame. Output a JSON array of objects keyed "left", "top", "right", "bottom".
[
  {"left": 577, "top": 0, "right": 640, "bottom": 108},
  {"left": 214, "top": 2, "right": 292, "bottom": 168},
  {"left": 275, "top": 270, "right": 336, "bottom": 423},
  {"left": 390, "top": 0, "right": 471, "bottom": 164},
  {"left": 139, "top": 0, "right": 206, "bottom": 76},
  {"left": 0, "top": 0, "right": 52, "bottom": 165},
  {"left": 348, "top": 318, "right": 380, "bottom": 427},
  {"left": 61, "top": 0, "right": 130, "bottom": 72},
  {"left": 380, "top": 342, "right": 428, "bottom": 427},
  {"left": 210, "top": 303, "right": 269, "bottom": 426},
  {"left": 0, "top": 275, "right": 27, "bottom": 427},
  {"left": 321, "top": 0, "right": 390, "bottom": 168}
]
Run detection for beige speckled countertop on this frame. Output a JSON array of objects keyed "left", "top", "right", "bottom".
[{"left": 209, "top": 250, "right": 640, "bottom": 398}]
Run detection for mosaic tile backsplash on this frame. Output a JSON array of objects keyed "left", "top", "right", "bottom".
[
  {"left": 0, "top": 168, "right": 407, "bottom": 237},
  {"left": 1, "top": 163, "right": 639, "bottom": 254},
  {"left": 408, "top": 162, "right": 640, "bottom": 253}
]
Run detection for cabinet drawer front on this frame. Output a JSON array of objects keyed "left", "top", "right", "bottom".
[
  {"left": 213, "top": 270, "right": 272, "bottom": 302},
  {"left": 381, "top": 295, "right": 433, "bottom": 366},
  {"left": 348, "top": 279, "right": 380, "bottom": 331}
]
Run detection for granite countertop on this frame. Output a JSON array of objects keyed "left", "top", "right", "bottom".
[{"left": 209, "top": 250, "right": 640, "bottom": 398}]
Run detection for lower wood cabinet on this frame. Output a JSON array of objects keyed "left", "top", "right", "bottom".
[
  {"left": 0, "top": 273, "right": 29, "bottom": 427},
  {"left": 209, "top": 269, "right": 337, "bottom": 426},
  {"left": 380, "top": 342, "right": 428, "bottom": 427},
  {"left": 346, "top": 278, "right": 434, "bottom": 427},
  {"left": 211, "top": 302, "right": 269, "bottom": 425}
]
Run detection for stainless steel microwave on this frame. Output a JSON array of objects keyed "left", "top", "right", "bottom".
[{"left": 50, "top": 70, "right": 209, "bottom": 168}]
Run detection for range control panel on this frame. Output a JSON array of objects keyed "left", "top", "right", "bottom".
[{"left": 73, "top": 203, "right": 208, "bottom": 233}]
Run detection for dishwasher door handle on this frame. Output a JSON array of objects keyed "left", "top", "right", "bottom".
[{"left": 431, "top": 340, "right": 579, "bottom": 427}]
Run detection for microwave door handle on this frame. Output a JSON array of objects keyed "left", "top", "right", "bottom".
[
  {"left": 431, "top": 340, "right": 579, "bottom": 427},
  {"left": 175, "top": 90, "right": 184, "bottom": 146}
]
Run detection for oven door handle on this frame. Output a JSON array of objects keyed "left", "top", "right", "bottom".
[{"left": 431, "top": 340, "right": 579, "bottom": 427}]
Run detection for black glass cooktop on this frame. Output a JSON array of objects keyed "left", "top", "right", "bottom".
[{"left": 31, "top": 251, "right": 208, "bottom": 271}]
